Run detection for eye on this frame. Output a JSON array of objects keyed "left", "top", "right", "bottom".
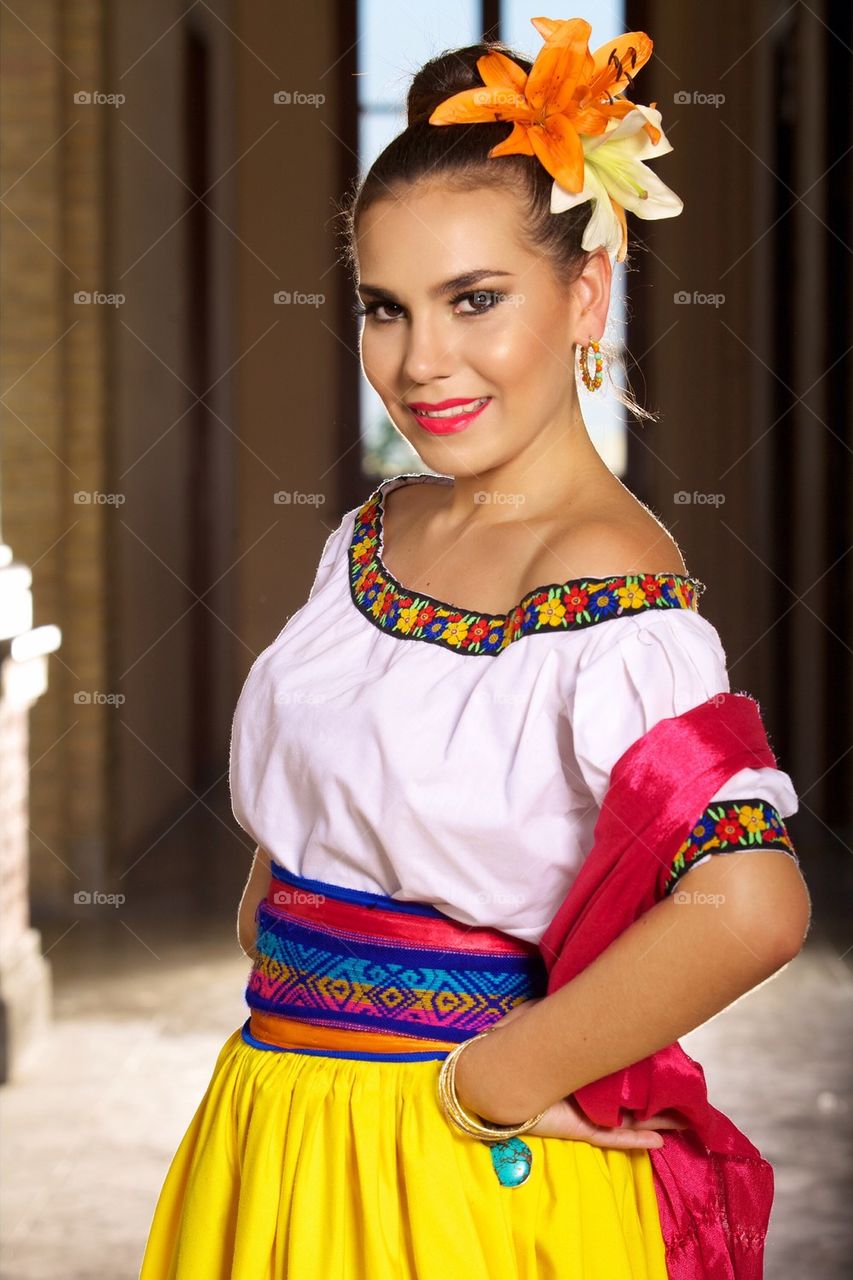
[
  {"left": 350, "top": 289, "right": 506, "bottom": 324},
  {"left": 453, "top": 289, "right": 505, "bottom": 315},
  {"left": 351, "top": 299, "right": 403, "bottom": 323}
]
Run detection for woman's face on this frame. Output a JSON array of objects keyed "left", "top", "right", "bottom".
[{"left": 354, "top": 182, "right": 608, "bottom": 472}]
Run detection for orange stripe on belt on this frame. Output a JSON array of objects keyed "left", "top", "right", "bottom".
[{"left": 249, "top": 1009, "right": 459, "bottom": 1054}]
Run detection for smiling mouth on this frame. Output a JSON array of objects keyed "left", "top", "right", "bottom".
[{"left": 409, "top": 397, "right": 491, "bottom": 419}]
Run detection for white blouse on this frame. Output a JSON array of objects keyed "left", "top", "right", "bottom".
[{"left": 229, "top": 472, "right": 798, "bottom": 945}]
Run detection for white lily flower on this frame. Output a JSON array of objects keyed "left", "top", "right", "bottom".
[{"left": 550, "top": 105, "right": 683, "bottom": 261}]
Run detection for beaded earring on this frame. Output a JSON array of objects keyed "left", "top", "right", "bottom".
[{"left": 578, "top": 337, "right": 604, "bottom": 392}]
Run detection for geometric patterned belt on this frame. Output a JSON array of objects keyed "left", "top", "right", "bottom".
[{"left": 242, "top": 863, "right": 549, "bottom": 1062}]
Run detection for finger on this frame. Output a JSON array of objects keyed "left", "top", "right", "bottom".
[
  {"left": 528, "top": 1116, "right": 666, "bottom": 1148},
  {"left": 585, "top": 1126, "right": 664, "bottom": 1150},
  {"left": 527, "top": 1123, "right": 651, "bottom": 1147},
  {"left": 491, "top": 998, "right": 542, "bottom": 1029}
]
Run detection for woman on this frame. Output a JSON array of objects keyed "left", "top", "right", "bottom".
[{"left": 139, "top": 17, "right": 810, "bottom": 1279}]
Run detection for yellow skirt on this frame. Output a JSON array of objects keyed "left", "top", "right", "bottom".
[{"left": 139, "top": 1021, "right": 669, "bottom": 1279}]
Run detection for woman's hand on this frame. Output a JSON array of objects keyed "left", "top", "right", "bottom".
[
  {"left": 499, "top": 1091, "right": 686, "bottom": 1148},
  {"left": 452, "top": 998, "right": 689, "bottom": 1150}
]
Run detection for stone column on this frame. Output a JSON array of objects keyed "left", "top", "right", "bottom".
[{"left": 0, "top": 475, "right": 60, "bottom": 1081}]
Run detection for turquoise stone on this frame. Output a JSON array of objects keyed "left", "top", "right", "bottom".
[{"left": 488, "top": 1137, "right": 534, "bottom": 1187}]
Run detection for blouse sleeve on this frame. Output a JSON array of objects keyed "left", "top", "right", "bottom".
[
  {"left": 307, "top": 508, "right": 357, "bottom": 602},
  {"left": 568, "top": 610, "right": 800, "bottom": 898}
]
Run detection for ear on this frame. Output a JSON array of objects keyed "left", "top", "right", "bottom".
[{"left": 571, "top": 248, "right": 612, "bottom": 344}]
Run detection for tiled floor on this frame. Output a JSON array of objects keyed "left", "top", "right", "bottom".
[{"left": 1, "top": 903, "right": 850, "bottom": 1278}]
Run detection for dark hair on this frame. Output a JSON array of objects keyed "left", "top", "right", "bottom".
[{"left": 337, "top": 41, "right": 656, "bottom": 424}]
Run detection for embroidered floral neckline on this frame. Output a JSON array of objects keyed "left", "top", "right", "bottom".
[{"left": 348, "top": 473, "right": 706, "bottom": 656}]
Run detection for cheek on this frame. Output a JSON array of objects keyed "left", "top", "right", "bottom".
[
  {"left": 483, "top": 309, "right": 560, "bottom": 389},
  {"left": 359, "top": 328, "right": 394, "bottom": 392}
]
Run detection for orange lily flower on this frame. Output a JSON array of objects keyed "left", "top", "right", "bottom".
[{"left": 428, "top": 16, "right": 658, "bottom": 195}]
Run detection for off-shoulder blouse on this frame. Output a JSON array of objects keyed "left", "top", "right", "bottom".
[{"left": 229, "top": 472, "right": 798, "bottom": 944}]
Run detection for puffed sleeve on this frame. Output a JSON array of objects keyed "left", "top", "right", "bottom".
[
  {"left": 307, "top": 506, "right": 358, "bottom": 602},
  {"left": 567, "top": 609, "right": 800, "bottom": 897}
]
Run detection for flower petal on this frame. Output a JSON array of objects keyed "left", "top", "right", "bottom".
[
  {"left": 477, "top": 50, "right": 529, "bottom": 94},
  {"left": 613, "top": 163, "right": 683, "bottom": 219},
  {"left": 587, "top": 32, "right": 653, "bottom": 99},
  {"left": 584, "top": 106, "right": 670, "bottom": 159},
  {"left": 553, "top": 165, "right": 624, "bottom": 259},
  {"left": 588, "top": 144, "right": 683, "bottom": 219},
  {"left": 528, "top": 113, "right": 586, "bottom": 192},
  {"left": 623, "top": 103, "right": 669, "bottom": 156},
  {"left": 581, "top": 194, "right": 625, "bottom": 261},
  {"left": 550, "top": 177, "right": 593, "bottom": 215},
  {"left": 573, "top": 168, "right": 622, "bottom": 258},
  {"left": 488, "top": 120, "right": 535, "bottom": 158},
  {"left": 607, "top": 198, "right": 629, "bottom": 262},
  {"left": 530, "top": 17, "right": 560, "bottom": 42},
  {"left": 429, "top": 85, "right": 532, "bottom": 126},
  {"left": 571, "top": 104, "right": 618, "bottom": 136},
  {"left": 526, "top": 18, "right": 595, "bottom": 115}
]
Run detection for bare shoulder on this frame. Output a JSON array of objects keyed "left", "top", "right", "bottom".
[
  {"left": 529, "top": 500, "right": 689, "bottom": 583},
  {"left": 569, "top": 514, "right": 688, "bottom": 578}
]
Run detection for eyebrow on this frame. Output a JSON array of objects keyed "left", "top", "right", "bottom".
[{"left": 357, "top": 269, "right": 514, "bottom": 303}]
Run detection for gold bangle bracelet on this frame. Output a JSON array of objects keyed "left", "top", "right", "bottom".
[
  {"left": 436, "top": 1032, "right": 546, "bottom": 1141},
  {"left": 438, "top": 1037, "right": 545, "bottom": 1139}
]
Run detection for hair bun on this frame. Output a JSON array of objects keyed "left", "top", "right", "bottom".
[{"left": 406, "top": 43, "right": 531, "bottom": 129}]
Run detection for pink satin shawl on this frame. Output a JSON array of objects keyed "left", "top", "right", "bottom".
[{"left": 538, "top": 692, "right": 784, "bottom": 1278}]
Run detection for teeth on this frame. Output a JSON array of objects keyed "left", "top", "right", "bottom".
[{"left": 416, "top": 398, "right": 489, "bottom": 419}]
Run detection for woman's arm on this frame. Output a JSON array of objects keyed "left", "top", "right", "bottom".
[
  {"left": 455, "top": 849, "right": 812, "bottom": 1125},
  {"left": 237, "top": 844, "right": 273, "bottom": 960}
]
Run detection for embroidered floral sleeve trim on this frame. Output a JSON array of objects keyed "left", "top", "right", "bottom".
[
  {"left": 348, "top": 488, "right": 707, "bottom": 656},
  {"left": 662, "top": 798, "right": 798, "bottom": 897}
]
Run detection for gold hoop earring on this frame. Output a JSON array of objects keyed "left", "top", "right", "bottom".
[{"left": 578, "top": 337, "right": 604, "bottom": 392}]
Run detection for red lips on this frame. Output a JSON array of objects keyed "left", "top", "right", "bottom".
[
  {"left": 407, "top": 397, "right": 486, "bottom": 410},
  {"left": 406, "top": 397, "right": 492, "bottom": 436}
]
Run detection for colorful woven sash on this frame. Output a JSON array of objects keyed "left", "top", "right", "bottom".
[{"left": 242, "top": 863, "right": 548, "bottom": 1062}]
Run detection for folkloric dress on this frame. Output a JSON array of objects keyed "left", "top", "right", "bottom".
[{"left": 139, "top": 471, "right": 799, "bottom": 1279}]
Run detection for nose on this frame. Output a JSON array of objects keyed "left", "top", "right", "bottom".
[{"left": 401, "top": 313, "right": 455, "bottom": 387}]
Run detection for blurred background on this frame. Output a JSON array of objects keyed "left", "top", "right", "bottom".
[{"left": 0, "top": 1, "right": 850, "bottom": 1276}]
